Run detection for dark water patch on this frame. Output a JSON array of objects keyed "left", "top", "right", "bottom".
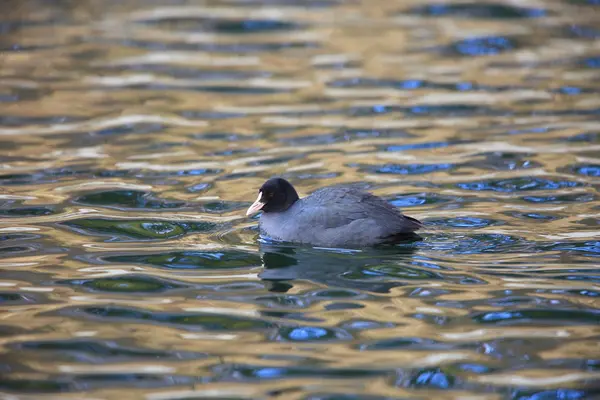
[
  {"left": 61, "top": 218, "right": 216, "bottom": 241},
  {"left": 407, "top": 3, "right": 546, "bottom": 19},
  {"left": 427, "top": 217, "right": 503, "bottom": 229},
  {"left": 344, "top": 128, "right": 414, "bottom": 139},
  {"left": 249, "top": 154, "right": 302, "bottom": 166},
  {"left": 283, "top": 171, "right": 341, "bottom": 181},
  {"left": 412, "top": 312, "right": 450, "bottom": 325},
  {"left": 405, "top": 104, "right": 499, "bottom": 117},
  {"left": 452, "top": 362, "right": 497, "bottom": 374},
  {"left": 306, "top": 103, "right": 502, "bottom": 118},
  {"left": 580, "top": 55, "right": 600, "bottom": 68},
  {"left": 442, "top": 293, "right": 541, "bottom": 308},
  {"left": 140, "top": 84, "right": 292, "bottom": 95},
  {"left": 249, "top": 309, "right": 320, "bottom": 323},
  {"left": 542, "top": 273, "right": 600, "bottom": 284},
  {"left": 13, "top": 339, "right": 191, "bottom": 362},
  {"left": 0, "top": 14, "right": 70, "bottom": 30},
  {"left": 0, "top": 245, "right": 37, "bottom": 255},
  {"left": 568, "top": 0, "right": 600, "bottom": 5},
  {"left": 199, "top": 200, "right": 248, "bottom": 213},
  {"left": 0, "top": 292, "right": 36, "bottom": 305},
  {"left": 531, "top": 107, "right": 600, "bottom": 118},
  {"left": 91, "top": 122, "right": 164, "bottom": 136},
  {"left": 467, "top": 152, "right": 540, "bottom": 171},
  {"left": 505, "top": 126, "right": 553, "bottom": 136},
  {"left": 191, "top": 131, "right": 261, "bottom": 141},
  {"left": 551, "top": 86, "right": 591, "bottom": 96},
  {"left": 108, "top": 64, "right": 270, "bottom": 80},
  {"left": 362, "top": 163, "right": 454, "bottom": 175},
  {"left": 0, "top": 371, "right": 197, "bottom": 392},
  {"left": 567, "top": 164, "right": 600, "bottom": 177},
  {"left": 384, "top": 139, "right": 470, "bottom": 152},
  {"left": 315, "top": 59, "right": 362, "bottom": 70},
  {"left": 327, "top": 77, "right": 519, "bottom": 93},
  {"left": 444, "top": 36, "right": 520, "bottom": 57},
  {"left": 0, "top": 167, "right": 91, "bottom": 185},
  {"left": 0, "top": 324, "right": 27, "bottom": 337},
  {"left": 161, "top": 168, "right": 223, "bottom": 177},
  {"left": 404, "top": 367, "right": 457, "bottom": 390},
  {"left": 328, "top": 77, "right": 439, "bottom": 90},
  {"left": 0, "top": 91, "right": 18, "bottom": 102},
  {"left": 556, "top": 289, "right": 600, "bottom": 298},
  {"left": 0, "top": 378, "right": 73, "bottom": 394},
  {"left": 344, "top": 264, "right": 444, "bottom": 280},
  {"left": 358, "top": 337, "right": 454, "bottom": 351},
  {"left": 576, "top": 217, "right": 600, "bottom": 228},
  {"left": 313, "top": 289, "right": 368, "bottom": 299},
  {"left": 340, "top": 319, "right": 395, "bottom": 331},
  {"left": 57, "top": 275, "right": 188, "bottom": 293},
  {"left": 171, "top": 107, "right": 249, "bottom": 120},
  {"left": 208, "top": 147, "right": 261, "bottom": 156},
  {"left": 74, "top": 190, "right": 185, "bottom": 210},
  {"left": 0, "top": 114, "right": 81, "bottom": 127},
  {"left": 88, "top": 166, "right": 221, "bottom": 181},
  {"left": 203, "top": 40, "right": 320, "bottom": 53},
  {"left": 213, "top": 363, "right": 385, "bottom": 381},
  {"left": 0, "top": 140, "right": 22, "bottom": 151},
  {"left": 64, "top": 305, "right": 275, "bottom": 331},
  {"left": 280, "top": 129, "right": 413, "bottom": 146},
  {"left": 455, "top": 177, "right": 584, "bottom": 192},
  {"left": 0, "top": 85, "right": 43, "bottom": 103},
  {"left": 90, "top": 82, "right": 288, "bottom": 95},
  {"left": 48, "top": 373, "right": 194, "bottom": 390},
  {"left": 276, "top": 326, "right": 353, "bottom": 342},
  {"left": 564, "top": 24, "right": 600, "bottom": 40},
  {"left": 408, "top": 287, "right": 452, "bottom": 298},
  {"left": 255, "top": 294, "right": 307, "bottom": 309},
  {"left": 0, "top": 205, "right": 55, "bottom": 217},
  {"left": 520, "top": 192, "right": 595, "bottom": 204},
  {"left": 511, "top": 388, "right": 597, "bottom": 400},
  {"left": 0, "top": 172, "right": 46, "bottom": 186},
  {"left": 324, "top": 302, "right": 363, "bottom": 311},
  {"left": 563, "top": 131, "right": 600, "bottom": 143},
  {"left": 542, "top": 240, "right": 600, "bottom": 257},
  {"left": 503, "top": 211, "right": 561, "bottom": 222},
  {"left": 425, "top": 233, "right": 530, "bottom": 255},
  {"left": 389, "top": 192, "right": 458, "bottom": 208},
  {"left": 116, "top": 39, "right": 317, "bottom": 54},
  {"left": 138, "top": 17, "right": 304, "bottom": 34},
  {"left": 470, "top": 308, "right": 600, "bottom": 326},
  {"left": 105, "top": 250, "right": 261, "bottom": 270}
]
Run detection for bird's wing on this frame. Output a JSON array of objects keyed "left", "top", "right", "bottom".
[{"left": 297, "top": 187, "right": 421, "bottom": 235}]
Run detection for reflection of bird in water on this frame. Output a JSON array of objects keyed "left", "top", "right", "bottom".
[{"left": 258, "top": 240, "right": 419, "bottom": 294}]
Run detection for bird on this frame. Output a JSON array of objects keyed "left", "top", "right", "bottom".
[{"left": 246, "top": 177, "right": 422, "bottom": 248}]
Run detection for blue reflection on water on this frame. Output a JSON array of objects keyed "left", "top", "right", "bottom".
[
  {"left": 288, "top": 327, "right": 328, "bottom": 340},
  {"left": 452, "top": 36, "right": 516, "bottom": 56}
]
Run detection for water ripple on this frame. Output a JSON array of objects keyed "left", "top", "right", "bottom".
[{"left": 1, "top": 0, "right": 599, "bottom": 397}]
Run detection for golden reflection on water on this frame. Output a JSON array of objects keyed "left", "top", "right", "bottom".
[{"left": 1, "top": 0, "right": 600, "bottom": 398}]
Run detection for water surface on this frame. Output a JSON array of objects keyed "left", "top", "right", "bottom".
[{"left": 1, "top": 0, "right": 600, "bottom": 399}]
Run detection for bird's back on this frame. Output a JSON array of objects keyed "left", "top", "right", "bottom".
[{"left": 260, "top": 186, "right": 421, "bottom": 247}]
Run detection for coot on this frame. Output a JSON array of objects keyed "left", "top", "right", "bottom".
[{"left": 246, "top": 178, "right": 422, "bottom": 247}]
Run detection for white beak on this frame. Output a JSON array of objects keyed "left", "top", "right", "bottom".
[{"left": 246, "top": 192, "right": 265, "bottom": 216}]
